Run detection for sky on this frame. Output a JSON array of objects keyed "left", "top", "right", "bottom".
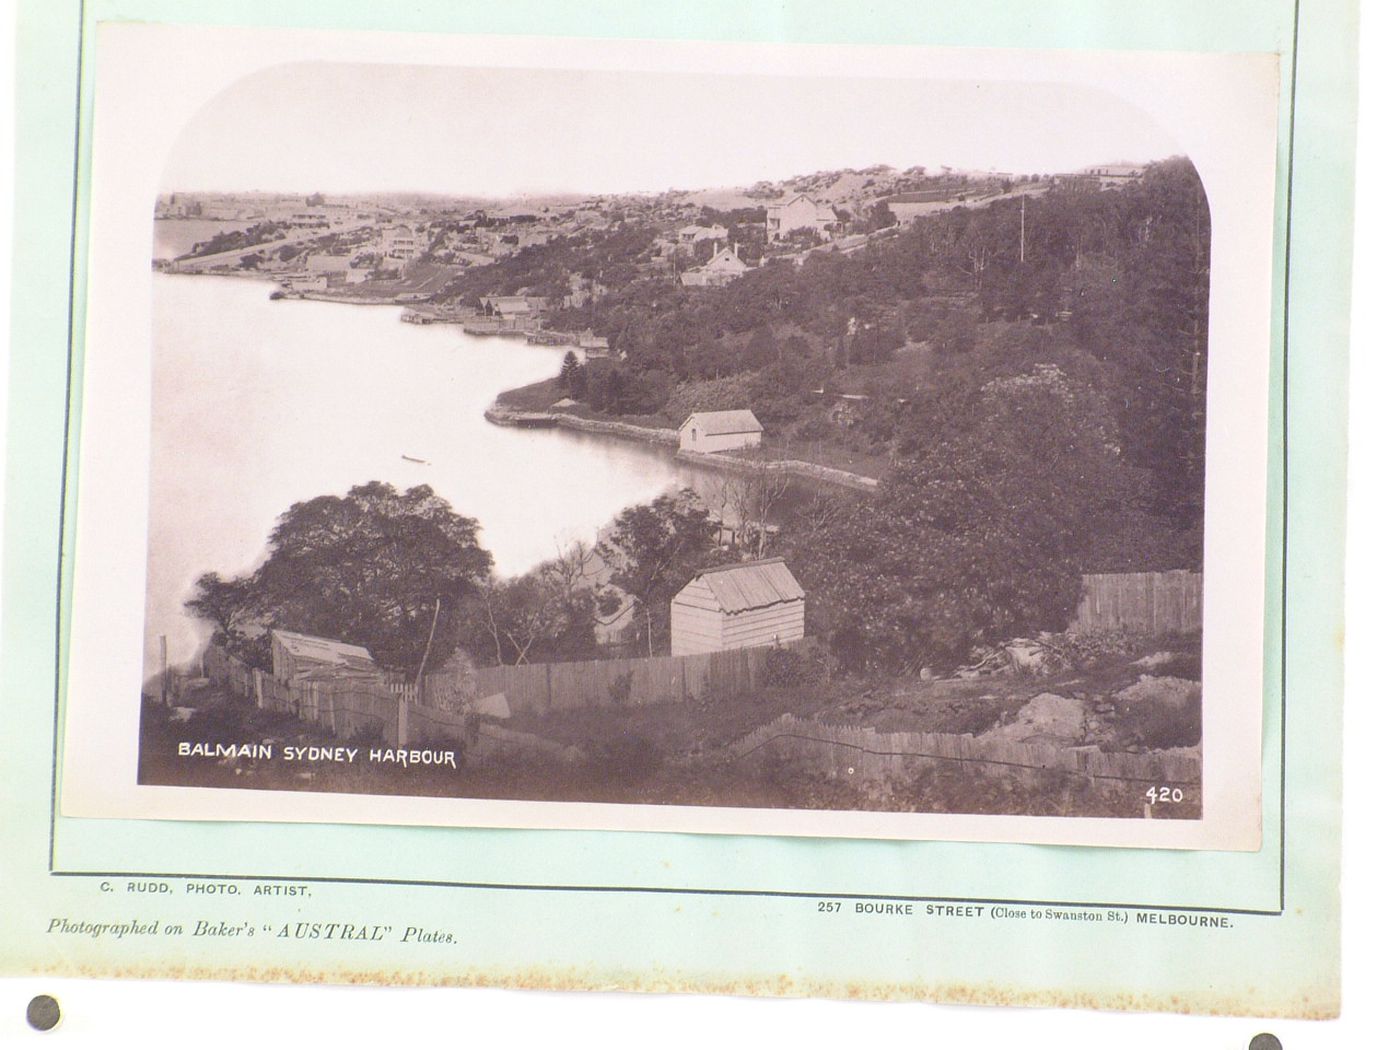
[{"left": 160, "top": 63, "right": 1182, "bottom": 198}]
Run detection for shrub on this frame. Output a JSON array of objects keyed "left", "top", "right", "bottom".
[
  {"left": 1113, "top": 676, "right": 1202, "bottom": 749},
  {"left": 607, "top": 670, "right": 635, "bottom": 707},
  {"left": 764, "top": 645, "right": 834, "bottom": 687},
  {"left": 1041, "top": 629, "right": 1140, "bottom": 673}
]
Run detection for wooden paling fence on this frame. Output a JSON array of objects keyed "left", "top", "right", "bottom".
[
  {"left": 1071, "top": 571, "right": 1203, "bottom": 636},
  {"left": 725, "top": 713, "right": 1201, "bottom": 786},
  {"left": 206, "top": 647, "right": 474, "bottom": 748},
  {"left": 412, "top": 643, "right": 789, "bottom": 716}
]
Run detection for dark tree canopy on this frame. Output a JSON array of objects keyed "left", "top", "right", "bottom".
[
  {"left": 596, "top": 490, "right": 716, "bottom": 656},
  {"left": 788, "top": 365, "right": 1160, "bottom": 672},
  {"left": 186, "top": 482, "right": 492, "bottom": 673}
]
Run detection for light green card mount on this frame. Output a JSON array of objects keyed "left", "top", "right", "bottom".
[{"left": 0, "top": 0, "right": 1352, "bottom": 1017}]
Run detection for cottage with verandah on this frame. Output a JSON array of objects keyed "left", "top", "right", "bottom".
[{"left": 670, "top": 558, "right": 805, "bottom": 656}]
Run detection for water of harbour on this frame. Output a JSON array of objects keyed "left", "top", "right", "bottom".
[{"left": 145, "top": 273, "right": 731, "bottom": 674}]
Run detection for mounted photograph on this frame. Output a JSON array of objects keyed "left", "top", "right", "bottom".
[{"left": 59, "top": 29, "right": 1278, "bottom": 847}]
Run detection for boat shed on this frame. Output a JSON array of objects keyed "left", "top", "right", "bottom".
[
  {"left": 678, "top": 409, "right": 764, "bottom": 454},
  {"left": 670, "top": 558, "right": 805, "bottom": 656}
]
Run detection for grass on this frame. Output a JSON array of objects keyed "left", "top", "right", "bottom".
[
  {"left": 495, "top": 376, "right": 568, "bottom": 411},
  {"left": 759, "top": 439, "right": 889, "bottom": 480},
  {"left": 143, "top": 632, "right": 1201, "bottom": 820}
]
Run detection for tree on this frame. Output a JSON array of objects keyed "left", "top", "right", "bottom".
[
  {"left": 185, "top": 483, "right": 492, "bottom": 673},
  {"left": 788, "top": 366, "right": 1152, "bottom": 673},
  {"left": 741, "top": 324, "right": 778, "bottom": 371},
  {"left": 183, "top": 572, "right": 263, "bottom": 666},
  {"left": 869, "top": 200, "right": 897, "bottom": 231},
  {"left": 460, "top": 566, "right": 599, "bottom": 667},
  {"left": 597, "top": 490, "right": 716, "bottom": 656},
  {"left": 558, "top": 350, "right": 582, "bottom": 394},
  {"left": 713, "top": 455, "right": 792, "bottom": 558},
  {"left": 927, "top": 311, "right": 978, "bottom": 357}
]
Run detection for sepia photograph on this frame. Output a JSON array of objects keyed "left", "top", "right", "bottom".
[
  {"left": 56, "top": 28, "right": 1277, "bottom": 847},
  {"left": 138, "top": 60, "right": 1214, "bottom": 818}
]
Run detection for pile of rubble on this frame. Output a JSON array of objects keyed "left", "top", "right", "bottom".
[
  {"left": 949, "top": 635, "right": 1059, "bottom": 679},
  {"left": 945, "top": 630, "right": 1168, "bottom": 681},
  {"left": 975, "top": 674, "right": 1203, "bottom": 751}
]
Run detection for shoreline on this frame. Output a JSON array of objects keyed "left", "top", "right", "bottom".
[
  {"left": 484, "top": 403, "right": 880, "bottom": 493},
  {"left": 156, "top": 267, "right": 879, "bottom": 494}
]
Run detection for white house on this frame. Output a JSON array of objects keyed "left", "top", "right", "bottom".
[
  {"left": 765, "top": 193, "right": 839, "bottom": 242},
  {"left": 578, "top": 331, "right": 615, "bottom": 361},
  {"left": 287, "top": 208, "right": 331, "bottom": 228},
  {"left": 379, "top": 224, "right": 427, "bottom": 263},
  {"left": 670, "top": 558, "right": 805, "bottom": 656},
  {"left": 679, "top": 245, "right": 750, "bottom": 288},
  {"left": 679, "top": 409, "right": 763, "bottom": 453},
  {"left": 677, "top": 223, "right": 728, "bottom": 246}
]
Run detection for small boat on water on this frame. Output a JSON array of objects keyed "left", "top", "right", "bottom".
[{"left": 401, "top": 454, "right": 429, "bottom": 465}]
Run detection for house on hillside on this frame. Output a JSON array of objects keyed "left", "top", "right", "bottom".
[
  {"left": 379, "top": 223, "right": 427, "bottom": 264},
  {"left": 578, "top": 331, "right": 616, "bottom": 361},
  {"left": 765, "top": 193, "right": 839, "bottom": 242},
  {"left": 1077, "top": 163, "right": 1145, "bottom": 190},
  {"left": 679, "top": 245, "right": 750, "bottom": 288},
  {"left": 679, "top": 409, "right": 763, "bottom": 453},
  {"left": 677, "top": 223, "right": 729, "bottom": 246},
  {"left": 670, "top": 558, "right": 805, "bottom": 656},
  {"left": 288, "top": 208, "right": 331, "bottom": 228},
  {"left": 269, "top": 629, "right": 380, "bottom": 687}
]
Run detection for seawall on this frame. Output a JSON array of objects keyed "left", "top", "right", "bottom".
[{"left": 485, "top": 404, "right": 879, "bottom": 493}]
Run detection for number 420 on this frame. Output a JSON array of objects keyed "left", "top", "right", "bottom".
[{"left": 1146, "top": 785, "right": 1184, "bottom": 804}]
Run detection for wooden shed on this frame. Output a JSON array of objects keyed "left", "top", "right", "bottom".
[
  {"left": 269, "top": 629, "right": 379, "bottom": 686},
  {"left": 670, "top": 558, "right": 805, "bottom": 656},
  {"left": 678, "top": 409, "right": 763, "bottom": 454}
]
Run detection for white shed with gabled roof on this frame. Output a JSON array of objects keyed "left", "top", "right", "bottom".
[
  {"left": 679, "top": 409, "right": 763, "bottom": 454},
  {"left": 670, "top": 558, "right": 805, "bottom": 656}
]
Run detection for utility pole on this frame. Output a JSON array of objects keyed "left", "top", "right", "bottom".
[
  {"left": 1019, "top": 195, "right": 1026, "bottom": 264},
  {"left": 413, "top": 597, "right": 442, "bottom": 697},
  {"left": 159, "top": 635, "right": 169, "bottom": 707}
]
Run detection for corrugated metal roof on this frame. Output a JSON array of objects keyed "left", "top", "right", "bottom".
[
  {"left": 271, "top": 629, "right": 376, "bottom": 668},
  {"left": 684, "top": 409, "right": 764, "bottom": 436},
  {"left": 694, "top": 558, "right": 804, "bottom": 614}
]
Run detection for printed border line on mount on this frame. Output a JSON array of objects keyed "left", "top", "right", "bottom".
[{"left": 43, "top": 0, "right": 1301, "bottom": 919}]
